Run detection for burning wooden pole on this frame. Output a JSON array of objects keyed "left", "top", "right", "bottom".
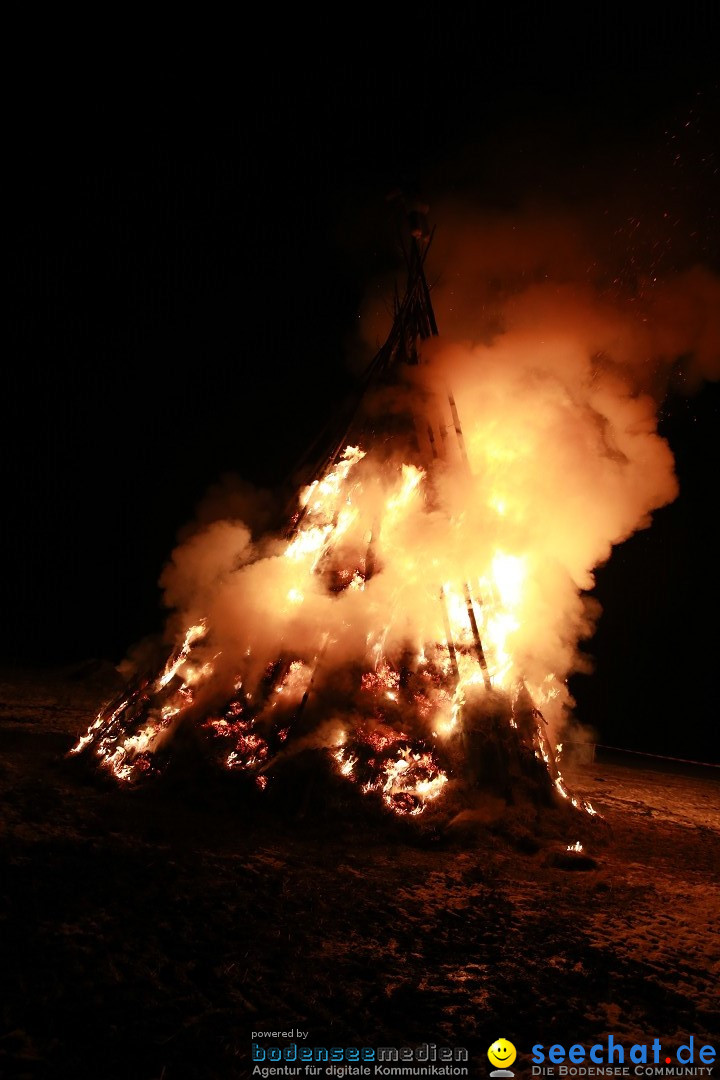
[
  {"left": 463, "top": 583, "right": 492, "bottom": 690},
  {"left": 439, "top": 586, "right": 460, "bottom": 684}
]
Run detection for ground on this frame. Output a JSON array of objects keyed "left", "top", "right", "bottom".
[{"left": 1, "top": 667, "right": 718, "bottom": 1079}]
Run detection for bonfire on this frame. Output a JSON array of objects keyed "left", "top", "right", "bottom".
[{"left": 71, "top": 208, "right": 614, "bottom": 822}]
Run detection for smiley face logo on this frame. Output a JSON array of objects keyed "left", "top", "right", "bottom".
[{"left": 488, "top": 1039, "right": 517, "bottom": 1071}]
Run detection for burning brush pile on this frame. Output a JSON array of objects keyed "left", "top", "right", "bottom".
[{"left": 71, "top": 209, "right": 719, "bottom": 826}]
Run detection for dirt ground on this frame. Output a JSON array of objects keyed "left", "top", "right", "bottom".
[{"left": 1, "top": 667, "right": 718, "bottom": 1079}]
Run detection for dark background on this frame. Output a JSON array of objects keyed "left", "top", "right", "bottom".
[{"left": 4, "top": 11, "right": 719, "bottom": 761}]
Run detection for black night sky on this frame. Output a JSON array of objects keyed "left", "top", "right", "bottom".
[{"left": 5, "top": 12, "right": 719, "bottom": 762}]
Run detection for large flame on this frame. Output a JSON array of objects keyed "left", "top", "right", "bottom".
[{"left": 72, "top": 431, "right": 597, "bottom": 814}]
